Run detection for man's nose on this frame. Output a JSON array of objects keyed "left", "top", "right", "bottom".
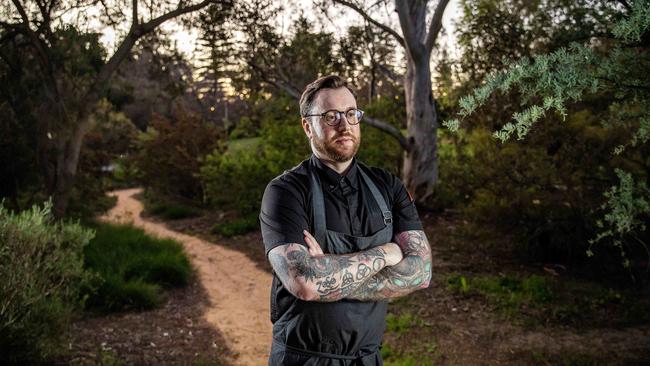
[{"left": 337, "top": 115, "right": 353, "bottom": 131}]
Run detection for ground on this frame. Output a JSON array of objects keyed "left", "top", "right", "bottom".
[{"left": 64, "top": 188, "right": 650, "bottom": 365}]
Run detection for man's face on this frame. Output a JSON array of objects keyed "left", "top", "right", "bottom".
[{"left": 302, "top": 87, "right": 361, "bottom": 163}]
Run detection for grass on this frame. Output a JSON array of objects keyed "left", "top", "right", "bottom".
[
  {"left": 446, "top": 272, "right": 650, "bottom": 327},
  {"left": 381, "top": 341, "right": 439, "bottom": 366},
  {"left": 147, "top": 200, "right": 201, "bottom": 220},
  {"left": 382, "top": 312, "right": 440, "bottom": 365},
  {"left": 529, "top": 349, "right": 606, "bottom": 366},
  {"left": 212, "top": 212, "right": 259, "bottom": 237},
  {"left": 82, "top": 222, "right": 192, "bottom": 312},
  {"left": 386, "top": 312, "right": 422, "bottom": 334}
]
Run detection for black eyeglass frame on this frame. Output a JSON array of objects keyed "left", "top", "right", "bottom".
[{"left": 303, "top": 108, "right": 364, "bottom": 126}]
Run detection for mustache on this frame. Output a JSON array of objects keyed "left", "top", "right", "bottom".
[{"left": 331, "top": 133, "right": 357, "bottom": 142}]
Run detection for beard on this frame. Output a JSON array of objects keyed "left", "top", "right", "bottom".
[{"left": 313, "top": 132, "right": 360, "bottom": 163}]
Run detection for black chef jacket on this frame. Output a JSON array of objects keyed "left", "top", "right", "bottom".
[{"left": 260, "top": 155, "right": 423, "bottom": 258}]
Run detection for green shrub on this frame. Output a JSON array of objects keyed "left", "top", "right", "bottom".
[
  {"left": 83, "top": 223, "right": 191, "bottom": 312},
  {"left": 201, "top": 147, "right": 277, "bottom": 214},
  {"left": 147, "top": 200, "right": 201, "bottom": 220},
  {"left": 134, "top": 111, "right": 223, "bottom": 201},
  {"left": 212, "top": 212, "right": 259, "bottom": 237},
  {"left": 437, "top": 108, "right": 647, "bottom": 264},
  {"left": 0, "top": 201, "right": 93, "bottom": 364},
  {"left": 356, "top": 96, "right": 405, "bottom": 175}
]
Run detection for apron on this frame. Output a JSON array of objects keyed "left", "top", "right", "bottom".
[{"left": 269, "top": 161, "right": 394, "bottom": 366}]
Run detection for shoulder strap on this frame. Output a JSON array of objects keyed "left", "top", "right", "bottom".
[
  {"left": 358, "top": 167, "right": 393, "bottom": 226},
  {"left": 308, "top": 165, "right": 327, "bottom": 246}
]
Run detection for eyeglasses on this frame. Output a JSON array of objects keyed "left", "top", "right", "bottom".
[{"left": 303, "top": 108, "right": 364, "bottom": 126}]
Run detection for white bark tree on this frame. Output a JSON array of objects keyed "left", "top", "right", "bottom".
[{"left": 330, "top": 0, "right": 450, "bottom": 204}]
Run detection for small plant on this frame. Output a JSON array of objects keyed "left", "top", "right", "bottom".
[
  {"left": 212, "top": 213, "right": 259, "bottom": 237},
  {"left": 386, "top": 312, "right": 421, "bottom": 334},
  {"left": 148, "top": 200, "right": 201, "bottom": 220},
  {"left": 0, "top": 201, "right": 94, "bottom": 364},
  {"left": 82, "top": 223, "right": 192, "bottom": 312}
]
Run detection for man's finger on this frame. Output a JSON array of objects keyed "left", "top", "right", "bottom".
[{"left": 303, "top": 230, "right": 323, "bottom": 255}]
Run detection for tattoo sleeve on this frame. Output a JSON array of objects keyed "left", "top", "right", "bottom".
[
  {"left": 268, "top": 243, "right": 392, "bottom": 302},
  {"left": 347, "top": 230, "right": 432, "bottom": 301}
]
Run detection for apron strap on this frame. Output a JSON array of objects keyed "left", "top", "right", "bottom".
[
  {"left": 309, "top": 161, "right": 394, "bottom": 246},
  {"left": 309, "top": 166, "right": 328, "bottom": 247},
  {"left": 358, "top": 168, "right": 393, "bottom": 226}
]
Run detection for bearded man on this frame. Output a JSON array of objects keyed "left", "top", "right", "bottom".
[{"left": 260, "top": 74, "right": 432, "bottom": 366}]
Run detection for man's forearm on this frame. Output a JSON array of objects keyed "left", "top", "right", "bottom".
[
  {"left": 347, "top": 230, "right": 432, "bottom": 301},
  {"left": 269, "top": 242, "right": 400, "bottom": 302}
]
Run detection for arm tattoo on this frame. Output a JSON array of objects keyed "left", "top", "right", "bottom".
[
  {"left": 348, "top": 230, "right": 432, "bottom": 301},
  {"left": 268, "top": 243, "right": 391, "bottom": 302}
]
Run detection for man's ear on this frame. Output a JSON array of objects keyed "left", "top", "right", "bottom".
[{"left": 302, "top": 118, "right": 313, "bottom": 139}]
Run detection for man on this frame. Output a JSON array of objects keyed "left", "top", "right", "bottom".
[{"left": 260, "top": 75, "right": 432, "bottom": 365}]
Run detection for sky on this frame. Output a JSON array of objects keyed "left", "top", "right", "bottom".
[{"left": 97, "top": 0, "right": 462, "bottom": 63}]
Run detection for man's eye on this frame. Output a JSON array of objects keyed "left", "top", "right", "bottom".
[
  {"left": 346, "top": 110, "right": 357, "bottom": 119},
  {"left": 324, "top": 112, "right": 337, "bottom": 122}
]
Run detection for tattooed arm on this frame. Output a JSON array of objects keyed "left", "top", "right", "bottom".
[
  {"left": 268, "top": 232, "right": 403, "bottom": 302},
  {"left": 347, "top": 230, "right": 432, "bottom": 301}
]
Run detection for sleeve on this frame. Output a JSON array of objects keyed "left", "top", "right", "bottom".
[
  {"left": 389, "top": 174, "right": 423, "bottom": 233},
  {"left": 259, "top": 179, "right": 309, "bottom": 256}
]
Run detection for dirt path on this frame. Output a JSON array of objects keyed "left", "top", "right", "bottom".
[{"left": 99, "top": 188, "right": 272, "bottom": 366}]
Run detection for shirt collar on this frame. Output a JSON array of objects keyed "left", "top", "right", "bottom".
[{"left": 310, "top": 154, "right": 359, "bottom": 191}]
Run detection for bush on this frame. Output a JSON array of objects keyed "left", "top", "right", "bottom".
[
  {"left": 83, "top": 223, "right": 192, "bottom": 312},
  {"left": 200, "top": 94, "right": 310, "bottom": 215},
  {"left": 144, "top": 194, "right": 201, "bottom": 220},
  {"left": 212, "top": 212, "right": 259, "bottom": 237},
  {"left": 0, "top": 201, "right": 93, "bottom": 364},
  {"left": 437, "top": 108, "right": 649, "bottom": 264},
  {"left": 134, "top": 110, "right": 223, "bottom": 201},
  {"left": 356, "top": 96, "right": 405, "bottom": 176}
]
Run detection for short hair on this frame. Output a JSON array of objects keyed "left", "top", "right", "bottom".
[{"left": 299, "top": 75, "right": 357, "bottom": 117}]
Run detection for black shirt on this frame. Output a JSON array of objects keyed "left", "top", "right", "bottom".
[{"left": 260, "top": 155, "right": 423, "bottom": 255}]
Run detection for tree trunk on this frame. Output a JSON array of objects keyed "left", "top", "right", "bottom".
[
  {"left": 402, "top": 53, "right": 438, "bottom": 205},
  {"left": 51, "top": 116, "right": 93, "bottom": 218}
]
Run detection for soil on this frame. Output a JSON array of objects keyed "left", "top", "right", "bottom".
[
  {"left": 65, "top": 188, "right": 650, "bottom": 365},
  {"left": 65, "top": 188, "right": 272, "bottom": 366}
]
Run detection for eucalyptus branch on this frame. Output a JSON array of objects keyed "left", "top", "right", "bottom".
[
  {"left": 331, "top": 0, "right": 405, "bottom": 48},
  {"left": 424, "top": 0, "right": 450, "bottom": 54}
]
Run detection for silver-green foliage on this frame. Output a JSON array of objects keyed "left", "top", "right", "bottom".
[
  {"left": 445, "top": 0, "right": 650, "bottom": 263},
  {"left": 0, "top": 201, "right": 94, "bottom": 363}
]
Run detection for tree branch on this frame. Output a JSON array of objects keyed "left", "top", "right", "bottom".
[
  {"left": 140, "top": 0, "right": 215, "bottom": 34},
  {"left": 377, "top": 63, "right": 402, "bottom": 83},
  {"left": 87, "top": 0, "right": 217, "bottom": 108},
  {"left": 331, "top": 0, "right": 405, "bottom": 48},
  {"left": 363, "top": 115, "right": 410, "bottom": 151},
  {"left": 394, "top": 0, "right": 422, "bottom": 59},
  {"left": 132, "top": 0, "right": 138, "bottom": 26},
  {"left": 248, "top": 60, "right": 302, "bottom": 99},
  {"left": 424, "top": 0, "right": 450, "bottom": 54}
]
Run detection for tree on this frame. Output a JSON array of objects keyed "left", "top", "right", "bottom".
[
  {"left": 445, "top": 0, "right": 650, "bottom": 266},
  {"left": 339, "top": 23, "right": 400, "bottom": 103},
  {"left": 325, "top": 0, "right": 451, "bottom": 204},
  {"left": 1, "top": 0, "right": 228, "bottom": 218}
]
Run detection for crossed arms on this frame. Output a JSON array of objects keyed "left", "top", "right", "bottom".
[{"left": 268, "top": 230, "right": 432, "bottom": 302}]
